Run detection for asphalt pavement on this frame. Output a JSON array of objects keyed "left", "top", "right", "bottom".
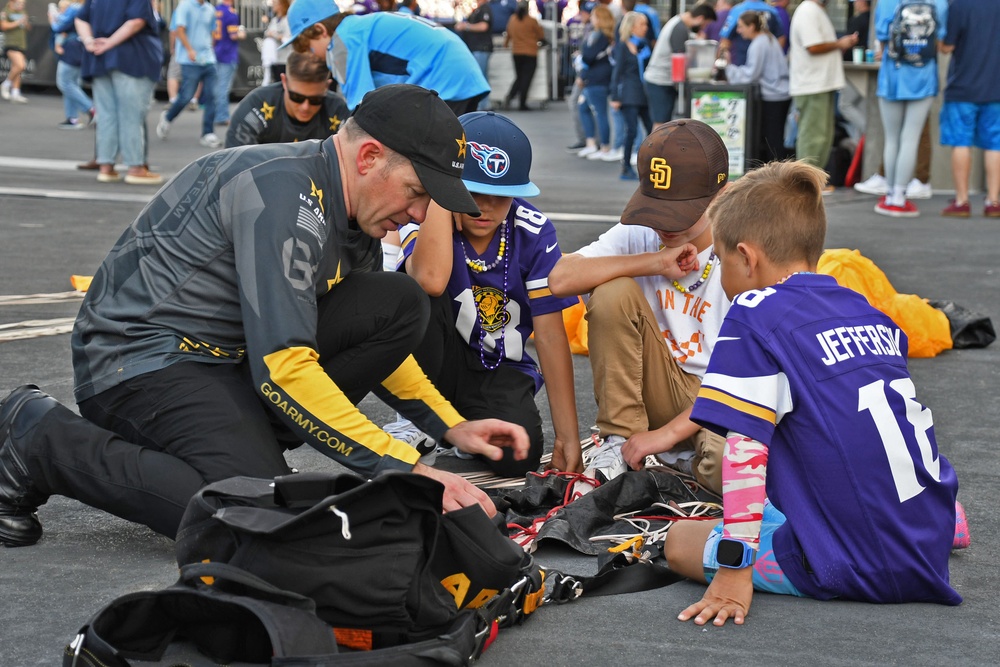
[{"left": 1, "top": 92, "right": 998, "bottom": 666}]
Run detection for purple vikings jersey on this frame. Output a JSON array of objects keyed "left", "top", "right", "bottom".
[
  {"left": 692, "top": 274, "right": 961, "bottom": 605},
  {"left": 399, "top": 199, "right": 578, "bottom": 391}
]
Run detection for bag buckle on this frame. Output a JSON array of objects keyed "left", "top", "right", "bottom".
[{"left": 543, "top": 572, "right": 583, "bottom": 604}]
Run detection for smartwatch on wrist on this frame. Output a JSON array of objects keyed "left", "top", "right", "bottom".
[{"left": 715, "top": 538, "right": 756, "bottom": 569}]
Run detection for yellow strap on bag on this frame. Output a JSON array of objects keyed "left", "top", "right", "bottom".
[{"left": 817, "top": 249, "right": 952, "bottom": 358}]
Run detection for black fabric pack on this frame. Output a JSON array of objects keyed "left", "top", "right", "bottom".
[
  {"left": 491, "top": 469, "right": 713, "bottom": 555},
  {"left": 175, "top": 471, "right": 542, "bottom": 648},
  {"left": 930, "top": 300, "right": 996, "bottom": 349},
  {"left": 62, "top": 562, "right": 483, "bottom": 666}
]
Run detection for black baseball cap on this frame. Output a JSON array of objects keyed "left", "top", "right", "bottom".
[
  {"left": 622, "top": 119, "right": 729, "bottom": 232},
  {"left": 351, "top": 84, "right": 480, "bottom": 216}
]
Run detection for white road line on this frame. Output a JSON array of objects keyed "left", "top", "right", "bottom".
[
  {"left": 0, "top": 184, "right": 624, "bottom": 221},
  {"left": 0, "top": 186, "right": 153, "bottom": 204},
  {"left": 0, "top": 156, "right": 84, "bottom": 171}
]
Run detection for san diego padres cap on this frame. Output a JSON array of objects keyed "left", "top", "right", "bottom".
[
  {"left": 458, "top": 111, "right": 540, "bottom": 198},
  {"left": 281, "top": 0, "right": 339, "bottom": 49},
  {"left": 352, "top": 84, "right": 480, "bottom": 216},
  {"left": 622, "top": 119, "right": 729, "bottom": 232}
]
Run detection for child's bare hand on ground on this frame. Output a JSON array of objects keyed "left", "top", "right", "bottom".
[{"left": 678, "top": 567, "right": 753, "bottom": 626}]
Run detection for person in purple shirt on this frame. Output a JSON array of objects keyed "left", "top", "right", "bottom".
[
  {"left": 213, "top": 0, "right": 245, "bottom": 126},
  {"left": 703, "top": 0, "right": 732, "bottom": 42},
  {"left": 395, "top": 112, "right": 583, "bottom": 475}
]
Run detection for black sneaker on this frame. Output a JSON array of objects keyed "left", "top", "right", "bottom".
[
  {"left": 58, "top": 118, "right": 81, "bottom": 130},
  {"left": 566, "top": 141, "right": 586, "bottom": 152},
  {"left": 0, "top": 385, "right": 57, "bottom": 547}
]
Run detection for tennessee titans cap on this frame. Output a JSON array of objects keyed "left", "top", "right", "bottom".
[
  {"left": 281, "top": 0, "right": 340, "bottom": 49},
  {"left": 458, "top": 111, "right": 540, "bottom": 198},
  {"left": 622, "top": 119, "right": 729, "bottom": 232},
  {"left": 353, "top": 85, "right": 480, "bottom": 216}
]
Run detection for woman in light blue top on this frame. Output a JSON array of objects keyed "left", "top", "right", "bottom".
[
  {"left": 874, "top": 0, "right": 948, "bottom": 218},
  {"left": 724, "top": 11, "right": 790, "bottom": 163}
]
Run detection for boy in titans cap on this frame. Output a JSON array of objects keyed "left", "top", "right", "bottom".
[{"left": 389, "top": 112, "right": 584, "bottom": 475}]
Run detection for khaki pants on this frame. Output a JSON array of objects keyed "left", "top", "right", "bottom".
[{"left": 586, "top": 277, "right": 723, "bottom": 494}]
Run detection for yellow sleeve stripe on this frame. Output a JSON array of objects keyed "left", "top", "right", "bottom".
[
  {"left": 400, "top": 229, "right": 419, "bottom": 254},
  {"left": 527, "top": 287, "right": 553, "bottom": 299},
  {"left": 697, "top": 387, "right": 777, "bottom": 425},
  {"left": 381, "top": 354, "right": 465, "bottom": 428},
  {"left": 262, "top": 347, "right": 420, "bottom": 465}
]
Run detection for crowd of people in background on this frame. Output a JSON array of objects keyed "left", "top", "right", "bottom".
[{"left": 0, "top": 0, "right": 997, "bottom": 211}]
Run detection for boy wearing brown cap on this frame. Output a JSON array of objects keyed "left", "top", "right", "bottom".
[{"left": 549, "top": 119, "right": 729, "bottom": 494}]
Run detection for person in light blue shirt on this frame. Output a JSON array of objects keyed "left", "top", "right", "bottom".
[
  {"left": 284, "top": 3, "right": 489, "bottom": 114},
  {"left": 156, "top": 0, "right": 220, "bottom": 148},
  {"left": 873, "top": 0, "right": 948, "bottom": 219}
]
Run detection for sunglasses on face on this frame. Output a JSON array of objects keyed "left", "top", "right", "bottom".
[{"left": 286, "top": 89, "right": 325, "bottom": 106}]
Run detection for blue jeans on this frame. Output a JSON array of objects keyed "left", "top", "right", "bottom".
[
  {"left": 166, "top": 63, "right": 218, "bottom": 137},
  {"left": 56, "top": 60, "right": 93, "bottom": 119},
  {"left": 214, "top": 62, "right": 237, "bottom": 124},
  {"left": 472, "top": 50, "right": 491, "bottom": 111},
  {"left": 92, "top": 70, "right": 155, "bottom": 168},
  {"left": 611, "top": 105, "right": 625, "bottom": 150},
  {"left": 580, "top": 84, "right": 610, "bottom": 146}
]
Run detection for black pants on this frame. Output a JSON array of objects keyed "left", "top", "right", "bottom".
[
  {"left": 446, "top": 92, "right": 489, "bottom": 117},
  {"left": 758, "top": 98, "right": 792, "bottom": 164},
  {"left": 620, "top": 103, "right": 652, "bottom": 174},
  {"left": 411, "top": 294, "right": 543, "bottom": 477},
  {"left": 506, "top": 54, "right": 538, "bottom": 110},
  {"left": 22, "top": 272, "right": 430, "bottom": 539}
]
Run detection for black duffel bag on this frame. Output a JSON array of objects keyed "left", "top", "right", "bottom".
[{"left": 175, "top": 471, "right": 543, "bottom": 650}]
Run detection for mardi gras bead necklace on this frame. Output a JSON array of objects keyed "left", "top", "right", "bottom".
[
  {"left": 777, "top": 271, "right": 814, "bottom": 284},
  {"left": 461, "top": 220, "right": 507, "bottom": 273},
  {"left": 671, "top": 250, "right": 717, "bottom": 294},
  {"left": 461, "top": 221, "right": 510, "bottom": 370}
]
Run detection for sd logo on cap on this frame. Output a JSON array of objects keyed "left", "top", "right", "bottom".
[{"left": 621, "top": 120, "right": 729, "bottom": 232}]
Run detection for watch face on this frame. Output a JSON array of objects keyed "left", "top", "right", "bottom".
[{"left": 716, "top": 539, "right": 747, "bottom": 567}]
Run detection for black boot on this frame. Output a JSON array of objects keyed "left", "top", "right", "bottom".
[{"left": 0, "top": 385, "right": 58, "bottom": 547}]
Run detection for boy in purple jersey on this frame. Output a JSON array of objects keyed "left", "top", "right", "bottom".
[
  {"left": 665, "top": 161, "right": 966, "bottom": 627},
  {"left": 395, "top": 112, "right": 583, "bottom": 474}
]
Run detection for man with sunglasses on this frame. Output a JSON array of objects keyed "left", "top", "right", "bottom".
[{"left": 226, "top": 51, "right": 349, "bottom": 148}]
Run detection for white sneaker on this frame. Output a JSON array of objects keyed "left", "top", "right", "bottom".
[
  {"left": 199, "top": 132, "right": 221, "bottom": 148},
  {"left": 587, "top": 148, "right": 610, "bottom": 161},
  {"left": 156, "top": 110, "right": 171, "bottom": 140},
  {"left": 188, "top": 98, "right": 200, "bottom": 111},
  {"left": 853, "top": 173, "right": 888, "bottom": 196},
  {"left": 0, "top": 83, "right": 10, "bottom": 100},
  {"left": 584, "top": 434, "right": 628, "bottom": 483},
  {"left": 383, "top": 418, "right": 437, "bottom": 460},
  {"left": 10, "top": 92, "right": 27, "bottom": 104},
  {"left": 600, "top": 147, "right": 624, "bottom": 162},
  {"left": 905, "top": 178, "right": 932, "bottom": 199},
  {"left": 577, "top": 144, "right": 598, "bottom": 158},
  {"left": 630, "top": 151, "right": 638, "bottom": 167}
]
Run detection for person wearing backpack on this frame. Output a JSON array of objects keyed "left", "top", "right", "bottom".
[{"left": 872, "top": 0, "right": 948, "bottom": 218}]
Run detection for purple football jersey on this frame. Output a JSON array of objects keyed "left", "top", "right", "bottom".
[
  {"left": 400, "top": 199, "right": 578, "bottom": 391},
  {"left": 692, "top": 274, "right": 961, "bottom": 605}
]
